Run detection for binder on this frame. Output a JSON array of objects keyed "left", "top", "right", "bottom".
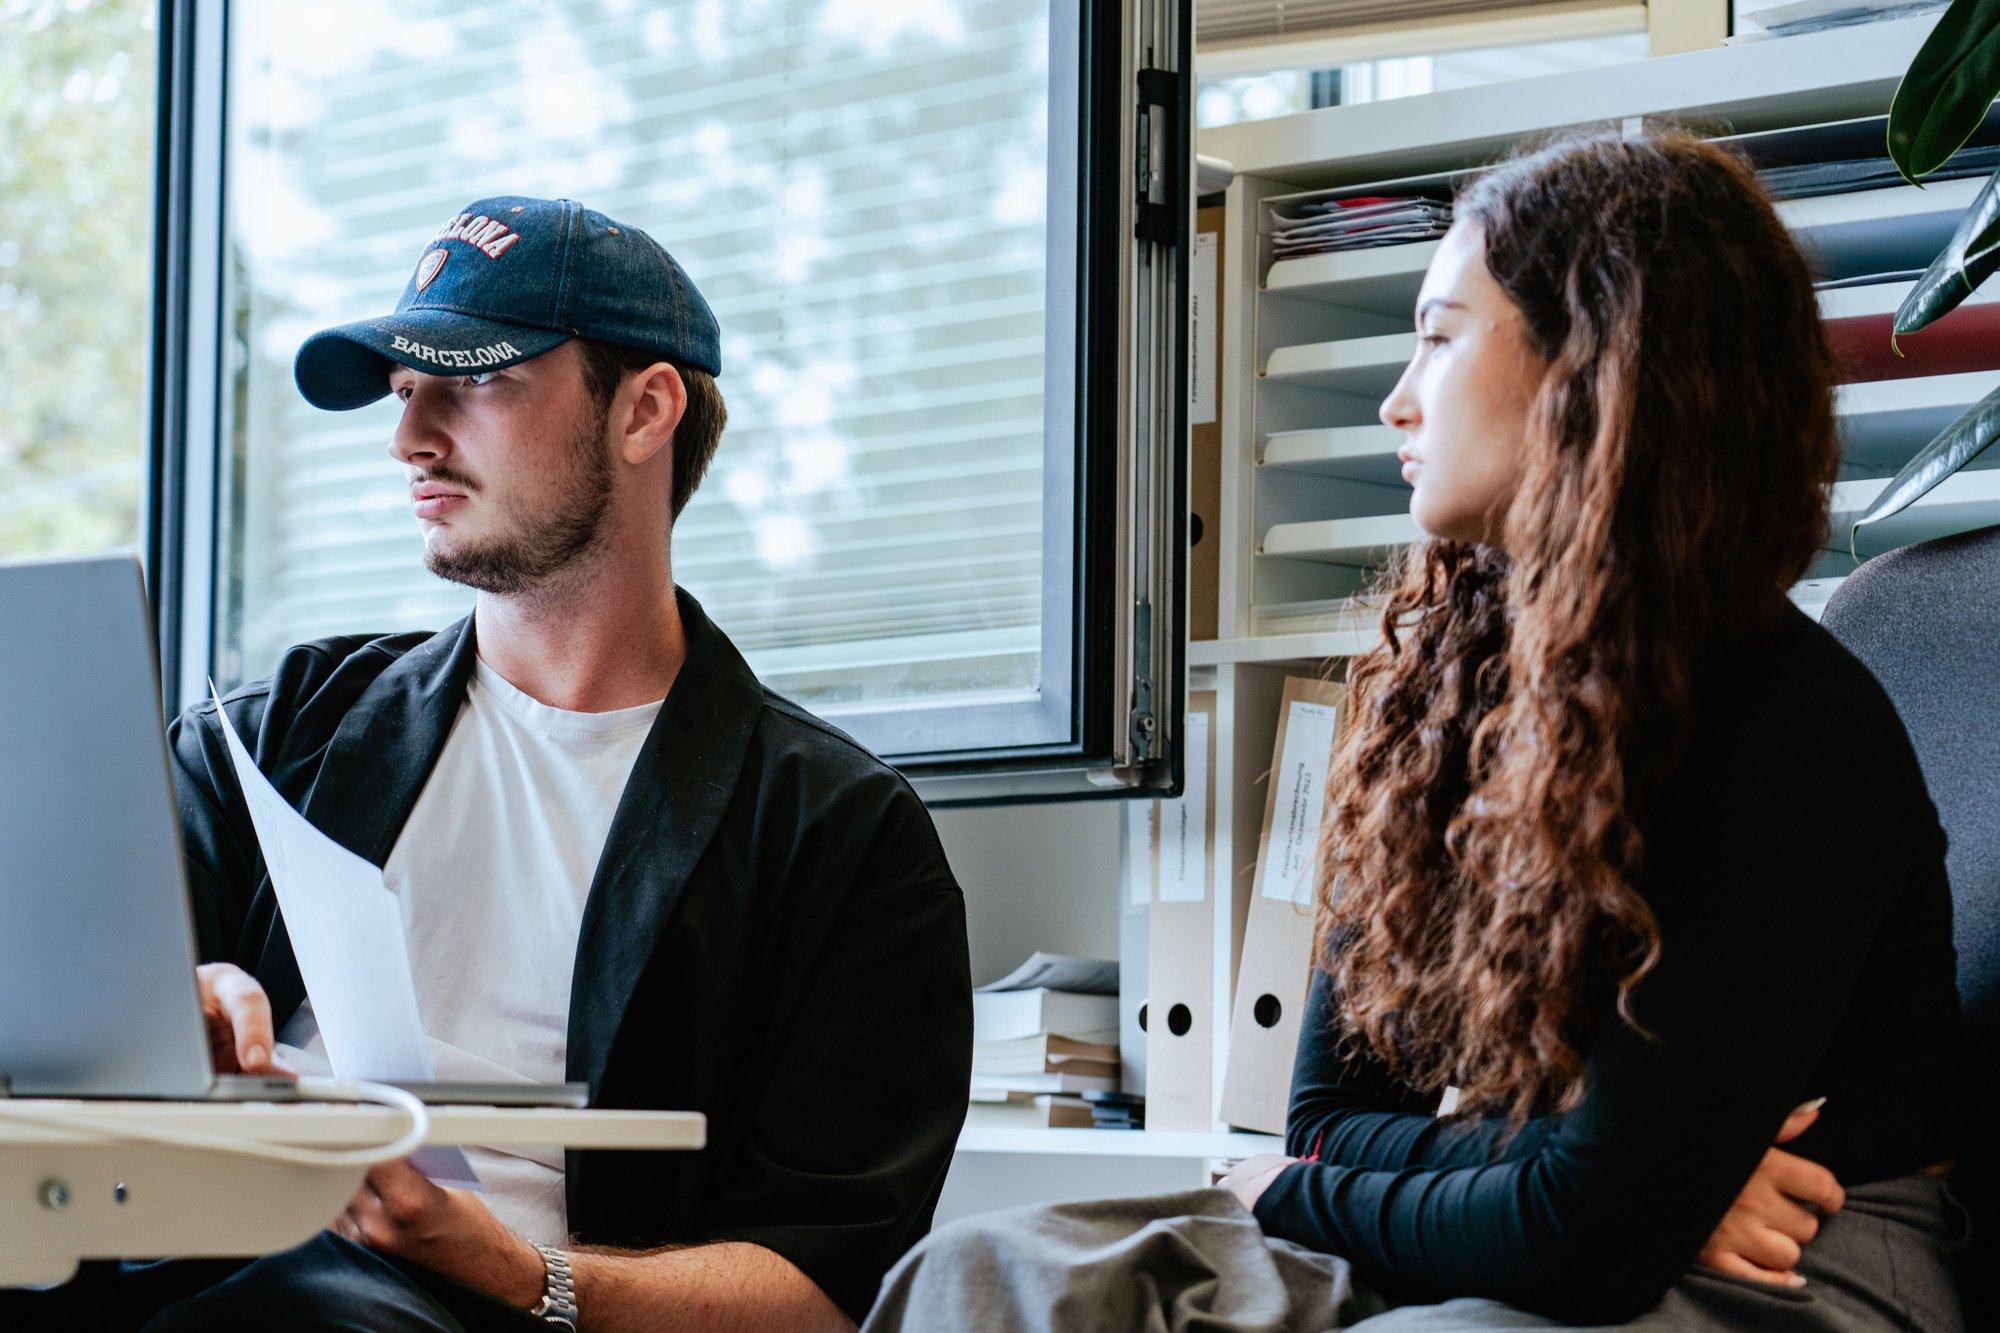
[
  {"left": 1145, "top": 693, "right": 1217, "bottom": 1132},
  {"left": 1191, "top": 205, "right": 1224, "bottom": 641},
  {"left": 1119, "top": 797, "right": 1154, "bottom": 1096},
  {"left": 1220, "top": 676, "right": 1345, "bottom": 1134}
]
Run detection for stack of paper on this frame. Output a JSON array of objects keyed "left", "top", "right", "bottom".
[
  {"left": 974, "top": 1031, "right": 1122, "bottom": 1076},
  {"left": 967, "top": 1090, "right": 1095, "bottom": 1128},
  {"left": 968, "top": 954, "right": 1122, "bottom": 1126},
  {"left": 1759, "top": 144, "right": 2000, "bottom": 202},
  {"left": 1270, "top": 196, "right": 1452, "bottom": 258},
  {"left": 1730, "top": 0, "right": 1946, "bottom": 43}
]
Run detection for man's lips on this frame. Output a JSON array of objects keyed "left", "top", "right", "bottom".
[{"left": 411, "top": 481, "right": 469, "bottom": 520}]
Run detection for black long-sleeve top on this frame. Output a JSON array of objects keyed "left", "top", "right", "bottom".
[{"left": 1251, "top": 607, "right": 1960, "bottom": 1325}]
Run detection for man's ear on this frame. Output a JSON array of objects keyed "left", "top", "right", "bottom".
[{"left": 621, "top": 362, "right": 688, "bottom": 466}]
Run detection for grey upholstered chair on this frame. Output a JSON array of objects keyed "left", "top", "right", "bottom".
[{"left": 1821, "top": 522, "right": 2000, "bottom": 1326}]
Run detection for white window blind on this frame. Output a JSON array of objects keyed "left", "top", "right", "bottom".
[{"left": 218, "top": 0, "right": 1055, "bottom": 713}]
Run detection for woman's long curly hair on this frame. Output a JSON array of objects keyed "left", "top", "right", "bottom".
[{"left": 1315, "top": 130, "right": 1841, "bottom": 1130}]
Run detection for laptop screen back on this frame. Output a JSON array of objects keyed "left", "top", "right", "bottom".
[{"left": 0, "top": 554, "right": 213, "bottom": 1096}]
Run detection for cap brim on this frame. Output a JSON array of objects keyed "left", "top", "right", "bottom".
[{"left": 293, "top": 309, "right": 573, "bottom": 411}]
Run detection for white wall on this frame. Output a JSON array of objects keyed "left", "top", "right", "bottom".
[{"left": 930, "top": 799, "right": 1126, "bottom": 987}]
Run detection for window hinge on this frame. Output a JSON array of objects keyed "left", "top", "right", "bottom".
[
  {"left": 1136, "top": 67, "right": 1181, "bottom": 248},
  {"left": 1128, "top": 599, "right": 1157, "bottom": 758}
]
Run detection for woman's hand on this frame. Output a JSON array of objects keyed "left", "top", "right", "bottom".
[
  {"left": 1220, "top": 1153, "right": 1298, "bottom": 1214},
  {"left": 1695, "top": 1099, "right": 1843, "bottom": 1287}
]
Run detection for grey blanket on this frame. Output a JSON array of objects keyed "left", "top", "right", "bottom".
[{"left": 863, "top": 1175, "right": 1964, "bottom": 1332}]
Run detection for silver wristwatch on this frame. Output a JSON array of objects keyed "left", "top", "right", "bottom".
[{"left": 529, "top": 1243, "right": 580, "bottom": 1329}]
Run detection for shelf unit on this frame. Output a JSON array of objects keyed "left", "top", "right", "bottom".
[
  {"left": 1261, "top": 425, "right": 1406, "bottom": 485},
  {"left": 1263, "top": 332, "right": 1417, "bottom": 396},
  {"left": 1213, "top": 27, "right": 2000, "bottom": 649},
  {"left": 1263, "top": 240, "right": 1441, "bottom": 307},
  {"left": 1244, "top": 241, "right": 2000, "bottom": 630}
]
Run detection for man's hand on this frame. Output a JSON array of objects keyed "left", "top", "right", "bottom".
[
  {"left": 1696, "top": 1099, "right": 1843, "bottom": 1288},
  {"left": 332, "top": 1158, "right": 546, "bottom": 1309},
  {"left": 1220, "top": 1152, "right": 1298, "bottom": 1214},
  {"left": 196, "top": 962, "right": 294, "bottom": 1076}
]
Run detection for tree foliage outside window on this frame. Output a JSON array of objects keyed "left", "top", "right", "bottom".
[{"left": 0, "top": 0, "right": 157, "bottom": 559}]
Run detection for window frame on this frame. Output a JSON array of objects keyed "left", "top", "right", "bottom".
[
  {"left": 148, "top": 0, "right": 227, "bottom": 713},
  {"left": 150, "top": 0, "right": 1188, "bottom": 804}
]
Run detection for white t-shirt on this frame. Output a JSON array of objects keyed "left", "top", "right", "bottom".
[{"left": 279, "top": 657, "right": 661, "bottom": 1247}]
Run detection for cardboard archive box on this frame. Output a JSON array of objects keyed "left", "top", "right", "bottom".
[{"left": 1219, "top": 676, "right": 1346, "bottom": 1134}]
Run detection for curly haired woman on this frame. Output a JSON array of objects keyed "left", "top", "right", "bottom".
[{"left": 863, "top": 130, "right": 1965, "bottom": 1333}]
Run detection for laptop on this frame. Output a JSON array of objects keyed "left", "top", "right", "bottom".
[{"left": 0, "top": 553, "right": 584, "bottom": 1109}]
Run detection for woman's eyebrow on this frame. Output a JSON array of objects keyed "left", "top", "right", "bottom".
[{"left": 1416, "top": 297, "right": 1468, "bottom": 320}]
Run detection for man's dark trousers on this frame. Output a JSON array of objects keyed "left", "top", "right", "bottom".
[{"left": 0, "top": 1236, "right": 548, "bottom": 1331}]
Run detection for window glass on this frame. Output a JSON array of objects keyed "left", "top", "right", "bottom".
[
  {"left": 218, "top": 0, "right": 1056, "bottom": 715},
  {"left": 0, "top": 0, "right": 156, "bottom": 558}
]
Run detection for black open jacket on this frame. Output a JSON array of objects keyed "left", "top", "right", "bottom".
[{"left": 167, "top": 588, "right": 972, "bottom": 1323}]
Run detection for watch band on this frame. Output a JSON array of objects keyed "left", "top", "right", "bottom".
[{"left": 528, "top": 1243, "right": 580, "bottom": 1329}]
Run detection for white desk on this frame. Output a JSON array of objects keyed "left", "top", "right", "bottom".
[{"left": 0, "top": 1101, "right": 704, "bottom": 1287}]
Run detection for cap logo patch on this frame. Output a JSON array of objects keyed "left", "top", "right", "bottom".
[
  {"left": 390, "top": 334, "right": 522, "bottom": 369},
  {"left": 430, "top": 211, "right": 522, "bottom": 260},
  {"left": 414, "top": 248, "right": 448, "bottom": 292}
]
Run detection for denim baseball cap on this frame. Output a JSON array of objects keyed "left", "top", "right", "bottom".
[{"left": 293, "top": 195, "right": 721, "bottom": 411}]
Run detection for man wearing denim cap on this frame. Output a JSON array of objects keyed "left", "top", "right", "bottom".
[{"left": 13, "top": 197, "right": 971, "bottom": 1332}]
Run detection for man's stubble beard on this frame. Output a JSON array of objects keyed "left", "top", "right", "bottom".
[{"left": 424, "top": 408, "right": 616, "bottom": 597}]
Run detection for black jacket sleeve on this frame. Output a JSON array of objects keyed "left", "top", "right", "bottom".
[
  {"left": 1253, "top": 684, "right": 1941, "bottom": 1325},
  {"left": 168, "top": 696, "right": 265, "bottom": 967}
]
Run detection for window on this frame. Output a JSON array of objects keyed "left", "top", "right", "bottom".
[
  {"left": 0, "top": 0, "right": 156, "bottom": 560},
  {"left": 157, "top": 0, "right": 1187, "bottom": 801}
]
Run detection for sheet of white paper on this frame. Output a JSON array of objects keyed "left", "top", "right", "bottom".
[
  {"left": 1158, "top": 712, "right": 1209, "bottom": 904},
  {"left": 974, "top": 952, "right": 1120, "bottom": 996},
  {"left": 273, "top": 1009, "right": 481, "bottom": 1190},
  {"left": 1191, "top": 231, "right": 1218, "bottom": 427},
  {"left": 1259, "top": 700, "right": 1341, "bottom": 905},
  {"left": 209, "top": 687, "right": 479, "bottom": 1188}
]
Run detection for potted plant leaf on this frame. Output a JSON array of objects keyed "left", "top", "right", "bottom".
[{"left": 1852, "top": 0, "right": 2000, "bottom": 551}]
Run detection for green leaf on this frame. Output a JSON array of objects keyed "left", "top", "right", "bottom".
[
  {"left": 1888, "top": 0, "right": 2000, "bottom": 182},
  {"left": 1967, "top": 213, "right": 2000, "bottom": 264},
  {"left": 1850, "top": 380, "right": 2000, "bottom": 557},
  {"left": 1894, "top": 162, "right": 2000, "bottom": 337}
]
